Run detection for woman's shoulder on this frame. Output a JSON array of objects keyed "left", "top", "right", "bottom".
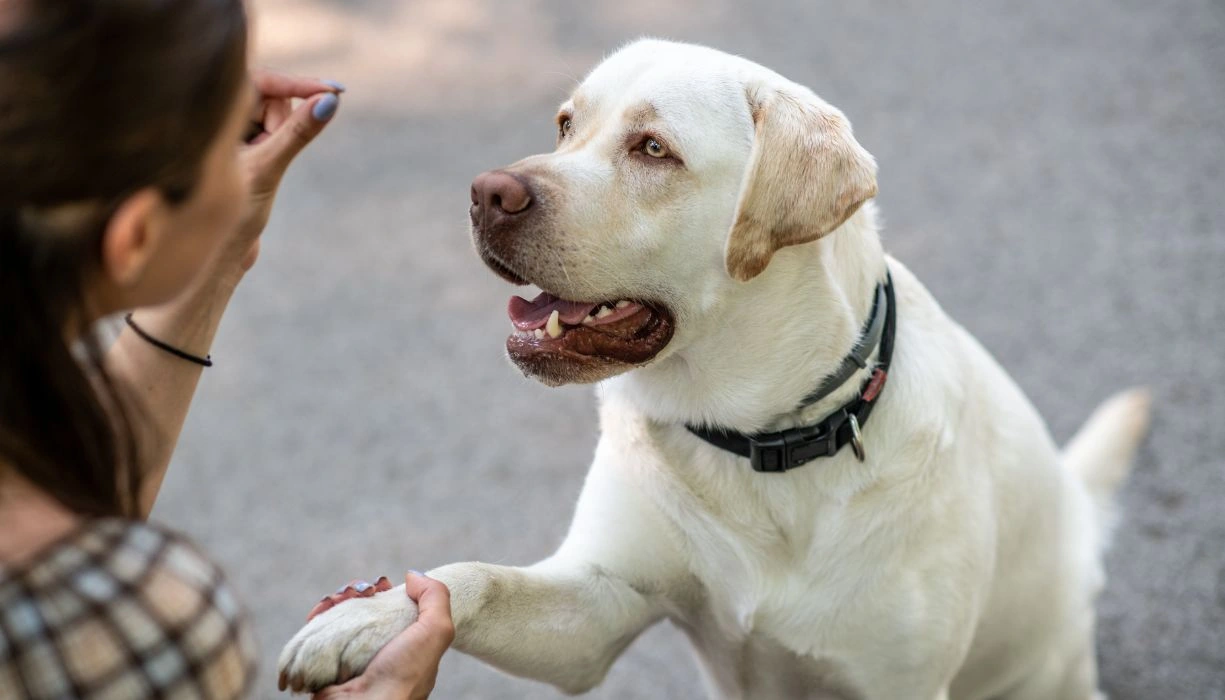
[{"left": 0, "top": 518, "right": 257, "bottom": 699}]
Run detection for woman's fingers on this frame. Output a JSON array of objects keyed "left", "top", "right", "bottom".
[
  {"left": 240, "top": 69, "right": 343, "bottom": 192},
  {"left": 310, "top": 682, "right": 356, "bottom": 700},
  {"left": 306, "top": 577, "right": 388, "bottom": 622},
  {"left": 262, "top": 98, "right": 292, "bottom": 135},
  {"left": 252, "top": 69, "right": 344, "bottom": 100},
  {"left": 244, "top": 91, "right": 339, "bottom": 191},
  {"left": 403, "top": 572, "right": 455, "bottom": 652},
  {"left": 243, "top": 98, "right": 291, "bottom": 146}
]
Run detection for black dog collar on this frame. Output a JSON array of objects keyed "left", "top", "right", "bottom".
[{"left": 686, "top": 270, "right": 896, "bottom": 472}]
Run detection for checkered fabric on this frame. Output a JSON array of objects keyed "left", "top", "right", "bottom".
[{"left": 0, "top": 519, "right": 257, "bottom": 699}]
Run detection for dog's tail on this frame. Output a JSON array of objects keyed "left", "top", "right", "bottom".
[{"left": 1062, "top": 388, "right": 1152, "bottom": 546}]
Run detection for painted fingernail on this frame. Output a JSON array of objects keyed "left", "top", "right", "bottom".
[
  {"left": 312, "top": 93, "right": 339, "bottom": 122},
  {"left": 408, "top": 569, "right": 424, "bottom": 576},
  {"left": 322, "top": 79, "right": 346, "bottom": 93},
  {"left": 354, "top": 582, "right": 371, "bottom": 593}
]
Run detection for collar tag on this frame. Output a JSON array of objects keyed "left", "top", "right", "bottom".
[{"left": 848, "top": 413, "right": 866, "bottom": 462}]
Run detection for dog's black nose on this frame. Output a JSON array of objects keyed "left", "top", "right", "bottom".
[{"left": 471, "top": 170, "right": 533, "bottom": 227}]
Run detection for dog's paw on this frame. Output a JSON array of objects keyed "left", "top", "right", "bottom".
[{"left": 277, "top": 585, "right": 418, "bottom": 693}]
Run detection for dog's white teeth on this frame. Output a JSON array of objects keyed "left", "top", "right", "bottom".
[
  {"left": 616, "top": 300, "right": 630, "bottom": 309},
  {"left": 533, "top": 328, "right": 545, "bottom": 340},
  {"left": 581, "top": 316, "right": 595, "bottom": 325},
  {"left": 596, "top": 306, "right": 614, "bottom": 319},
  {"left": 546, "top": 310, "right": 563, "bottom": 339}
]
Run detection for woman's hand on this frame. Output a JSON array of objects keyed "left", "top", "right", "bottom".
[
  {"left": 217, "top": 71, "right": 343, "bottom": 282},
  {"left": 113, "top": 71, "right": 343, "bottom": 516},
  {"left": 309, "top": 572, "right": 455, "bottom": 700}
]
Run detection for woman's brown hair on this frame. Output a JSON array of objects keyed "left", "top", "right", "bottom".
[{"left": 0, "top": 0, "right": 248, "bottom": 517}]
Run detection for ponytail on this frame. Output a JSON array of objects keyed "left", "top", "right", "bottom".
[
  {"left": 0, "top": 0, "right": 247, "bottom": 517},
  {"left": 0, "top": 206, "right": 141, "bottom": 517}
]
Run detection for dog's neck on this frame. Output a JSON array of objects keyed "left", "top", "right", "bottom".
[{"left": 603, "top": 204, "right": 887, "bottom": 433}]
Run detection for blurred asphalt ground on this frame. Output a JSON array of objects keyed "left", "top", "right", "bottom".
[{"left": 151, "top": 1, "right": 1225, "bottom": 697}]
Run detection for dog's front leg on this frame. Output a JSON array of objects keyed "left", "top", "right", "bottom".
[
  {"left": 278, "top": 438, "right": 688, "bottom": 695},
  {"left": 278, "top": 556, "right": 671, "bottom": 696},
  {"left": 427, "top": 556, "right": 665, "bottom": 694},
  {"left": 429, "top": 442, "right": 690, "bottom": 694}
]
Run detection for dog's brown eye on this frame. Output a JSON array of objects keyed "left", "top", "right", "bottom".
[
  {"left": 643, "top": 138, "right": 668, "bottom": 158},
  {"left": 559, "top": 118, "right": 573, "bottom": 139}
]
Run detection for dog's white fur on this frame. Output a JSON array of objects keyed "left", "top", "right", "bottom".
[{"left": 279, "top": 40, "right": 1151, "bottom": 699}]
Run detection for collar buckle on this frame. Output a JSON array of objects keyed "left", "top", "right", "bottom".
[{"left": 748, "top": 411, "right": 849, "bottom": 472}]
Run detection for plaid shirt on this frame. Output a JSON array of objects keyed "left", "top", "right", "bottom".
[{"left": 0, "top": 519, "right": 256, "bottom": 699}]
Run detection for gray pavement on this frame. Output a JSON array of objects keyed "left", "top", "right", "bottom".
[{"left": 152, "top": 0, "right": 1225, "bottom": 697}]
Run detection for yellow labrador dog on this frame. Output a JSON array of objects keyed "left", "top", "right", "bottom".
[{"left": 279, "top": 39, "right": 1151, "bottom": 700}]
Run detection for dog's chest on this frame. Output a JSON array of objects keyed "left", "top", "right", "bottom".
[
  {"left": 603, "top": 409, "right": 940, "bottom": 697},
  {"left": 667, "top": 496, "right": 894, "bottom": 700},
  {"left": 675, "top": 498, "right": 866, "bottom": 647},
  {"left": 681, "top": 562, "right": 867, "bottom": 700},
  {"left": 647, "top": 440, "right": 865, "bottom": 608},
  {"left": 635, "top": 433, "right": 912, "bottom": 698}
]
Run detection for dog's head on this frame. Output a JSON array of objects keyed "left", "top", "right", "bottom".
[{"left": 470, "top": 39, "right": 877, "bottom": 386}]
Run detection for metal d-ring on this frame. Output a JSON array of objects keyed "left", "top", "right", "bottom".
[{"left": 848, "top": 413, "right": 866, "bottom": 462}]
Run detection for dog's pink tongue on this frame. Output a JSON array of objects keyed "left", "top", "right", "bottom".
[{"left": 508, "top": 293, "right": 598, "bottom": 330}]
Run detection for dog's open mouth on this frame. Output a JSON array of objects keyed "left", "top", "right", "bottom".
[
  {"left": 474, "top": 241, "right": 675, "bottom": 383},
  {"left": 506, "top": 292, "right": 674, "bottom": 368}
]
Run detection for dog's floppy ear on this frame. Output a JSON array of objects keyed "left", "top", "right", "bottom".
[{"left": 724, "top": 84, "right": 878, "bottom": 281}]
